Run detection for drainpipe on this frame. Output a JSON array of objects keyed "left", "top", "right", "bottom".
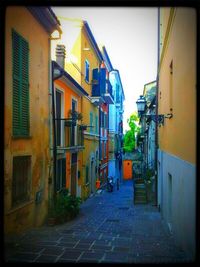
[
  {"left": 52, "top": 62, "right": 58, "bottom": 196},
  {"left": 52, "top": 45, "right": 66, "bottom": 196},
  {"left": 52, "top": 63, "right": 64, "bottom": 196},
  {"left": 155, "top": 7, "right": 160, "bottom": 208}
]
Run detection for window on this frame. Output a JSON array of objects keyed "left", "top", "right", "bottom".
[
  {"left": 104, "top": 113, "right": 107, "bottom": 129},
  {"left": 12, "top": 156, "right": 31, "bottom": 207},
  {"left": 56, "top": 90, "right": 64, "bottom": 146},
  {"left": 85, "top": 60, "right": 90, "bottom": 82},
  {"left": 101, "top": 141, "right": 103, "bottom": 160},
  {"left": 168, "top": 173, "right": 172, "bottom": 232},
  {"left": 71, "top": 99, "right": 77, "bottom": 146},
  {"left": 90, "top": 112, "right": 93, "bottom": 133},
  {"left": 116, "top": 84, "right": 120, "bottom": 103},
  {"left": 56, "top": 158, "right": 66, "bottom": 191},
  {"left": 12, "top": 30, "right": 29, "bottom": 137},
  {"left": 102, "top": 111, "right": 104, "bottom": 128},
  {"left": 86, "top": 165, "right": 89, "bottom": 184},
  {"left": 104, "top": 142, "right": 107, "bottom": 159}
]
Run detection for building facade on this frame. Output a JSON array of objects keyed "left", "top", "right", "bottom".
[
  {"left": 52, "top": 45, "right": 88, "bottom": 198},
  {"left": 98, "top": 50, "right": 114, "bottom": 186},
  {"left": 157, "top": 7, "right": 196, "bottom": 259},
  {"left": 53, "top": 19, "right": 106, "bottom": 198},
  {"left": 109, "top": 69, "right": 125, "bottom": 184},
  {"left": 4, "top": 6, "right": 61, "bottom": 233},
  {"left": 142, "top": 81, "right": 157, "bottom": 171}
]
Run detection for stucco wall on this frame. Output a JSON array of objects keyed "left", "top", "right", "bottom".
[
  {"left": 4, "top": 7, "right": 50, "bottom": 233},
  {"left": 158, "top": 8, "right": 196, "bottom": 165},
  {"left": 157, "top": 149, "right": 196, "bottom": 259}
]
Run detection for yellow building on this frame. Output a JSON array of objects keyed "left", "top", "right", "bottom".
[
  {"left": 52, "top": 18, "right": 104, "bottom": 198},
  {"left": 4, "top": 7, "right": 61, "bottom": 234},
  {"left": 157, "top": 8, "right": 196, "bottom": 259}
]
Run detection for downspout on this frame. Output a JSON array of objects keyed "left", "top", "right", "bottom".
[
  {"left": 52, "top": 61, "right": 64, "bottom": 196},
  {"left": 155, "top": 7, "right": 160, "bottom": 208}
]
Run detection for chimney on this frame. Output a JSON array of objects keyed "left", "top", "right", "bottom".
[{"left": 56, "top": 44, "right": 66, "bottom": 69}]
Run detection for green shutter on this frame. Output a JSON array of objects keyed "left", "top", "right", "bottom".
[
  {"left": 12, "top": 30, "right": 29, "bottom": 137},
  {"left": 12, "top": 30, "right": 21, "bottom": 136}
]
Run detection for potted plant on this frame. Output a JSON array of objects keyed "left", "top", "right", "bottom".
[
  {"left": 47, "top": 188, "right": 82, "bottom": 226},
  {"left": 68, "top": 109, "right": 83, "bottom": 121}
]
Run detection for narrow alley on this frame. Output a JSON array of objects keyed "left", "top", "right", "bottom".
[{"left": 5, "top": 180, "right": 190, "bottom": 263}]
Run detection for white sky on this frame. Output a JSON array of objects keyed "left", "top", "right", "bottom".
[{"left": 52, "top": 7, "right": 158, "bottom": 133}]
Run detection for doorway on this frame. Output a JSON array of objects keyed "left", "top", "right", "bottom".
[
  {"left": 71, "top": 153, "right": 77, "bottom": 196},
  {"left": 168, "top": 173, "right": 172, "bottom": 232},
  {"left": 90, "top": 158, "right": 95, "bottom": 193}
]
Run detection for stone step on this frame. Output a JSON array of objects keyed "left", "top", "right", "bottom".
[
  {"left": 135, "top": 192, "right": 146, "bottom": 197},
  {"left": 134, "top": 199, "right": 147, "bottom": 204},
  {"left": 134, "top": 197, "right": 147, "bottom": 204},
  {"left": 134, "top": 184, "right": 146, "bottom": 188}
]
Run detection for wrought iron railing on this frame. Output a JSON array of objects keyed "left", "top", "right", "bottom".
[{"left": 65, "top": 124, "right": 84, "bottom": 148}]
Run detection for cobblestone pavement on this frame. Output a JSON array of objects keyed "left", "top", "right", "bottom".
[{"left": 4, "top": 180, "right": 192, "bottom": 263}]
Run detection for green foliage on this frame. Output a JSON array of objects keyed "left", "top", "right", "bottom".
[
  {"left": 123, "top": 112, "right": 140, "bottom": 152},
  {"left": 48, "top": 188, "right": 82, "bottom": 224}
]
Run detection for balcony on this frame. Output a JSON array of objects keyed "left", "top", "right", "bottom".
[
  {"left": 91, "top": 68, "right": 114, "bottom": 105},
  {"left": 56, "top": 121, "right": 85, "bottom": 153},
  {"left": 103, "top": 80, "right": 114, "bottom": 104},
  {"left": 91, "top": 84, "right": 105, "bottom": 106}
]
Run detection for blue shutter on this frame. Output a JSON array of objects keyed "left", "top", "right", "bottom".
[
  {"left": 92, "top": 68, "right": 99, "bottom": 96},
  {"left": 100, "top": 68, "right": 106, "bottom": 95}
]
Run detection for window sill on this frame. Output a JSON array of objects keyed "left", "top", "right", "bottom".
[
  {"left": 12, "top": 135, "right": 32, "bottom": 139},
  {"left": 5, "top": 199, "right": 34, "bottom": 215}
]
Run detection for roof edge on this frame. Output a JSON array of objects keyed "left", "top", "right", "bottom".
[
  {"left": 27, "top": 7, "right": 62, "bottom": 34},
  {"left": 83, "top": 21, "right": 103, "bottom": 62},
  {"left": 53, "top": 60, "right": 88, "bottom": 97}
]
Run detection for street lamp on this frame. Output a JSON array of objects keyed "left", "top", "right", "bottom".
[{"left": 136, "top": 95, "right": 173, "bottom": 126}]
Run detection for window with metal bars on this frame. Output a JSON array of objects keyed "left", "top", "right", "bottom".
[
  {"left": 12, "top": 29, "right": 29, "bottom": 137},
  {"left": 12, "top": 156, "right": 31, "bottom": 207}
]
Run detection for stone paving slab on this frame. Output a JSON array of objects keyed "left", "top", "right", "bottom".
[{"left": 4, "top": 180, "right": 193, "bottom": 263}]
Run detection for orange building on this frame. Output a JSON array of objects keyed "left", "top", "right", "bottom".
[{"left": 52, "top": 48, "right": 88, "bottom": 197}]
